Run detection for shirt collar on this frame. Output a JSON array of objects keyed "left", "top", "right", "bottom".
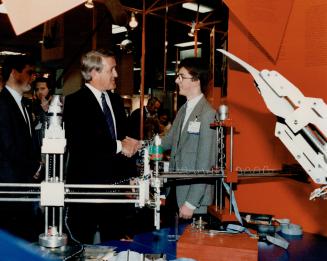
[
  {"left": 186, "top": 93, "right": 203, "bottom": 110},
  {"left": 5, "top": 85, "right": 23, "bottom": 105},
  {"left": 85, "top": 83, "right": 103, "bottom": 100}
]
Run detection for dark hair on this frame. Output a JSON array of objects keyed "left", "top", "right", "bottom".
[
  {"left": 1, "top": 55, "right": 36, "bottom": 82},
  {"left": 33, "top": 76, "right": 54, "bottom": 96},
  {"left": 179, "top": 57, "right": 209, "bottom": 93},
  {"left": 147, "top": 97, "right": 161, "bottom": 107},
  {"left": 158, "top": 108, "right": 171, "bottom": 121}
]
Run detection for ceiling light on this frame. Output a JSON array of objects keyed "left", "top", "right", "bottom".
[
  {"left": 129, "top": 12, "right": 138, "bottom": 29},
  {"left": 84, "top": 0, "right": 94, "bottom": 9},
  {"left": 120, "top": 39, "right": 132, "bottom": 47},
  {"left": 112, "top": 24, "right": 127, "bottom": 34},
  {"left": 0, "top": 51, "right": 26, "bottom": 56},
  {"left": 188, "top": 21, "right": 196, "bottom": 37},
  {"left": 166, "top": 70, "right": 176, "bottom": 76},
  {"left": 174, "top": 41, "right": 202, "bottom": 48},
  {"left": 182, "top": 3, "right": 213, "bottom": 13},
  {"left": 119, "top": 39, "right": 133, "bottom": 54}
]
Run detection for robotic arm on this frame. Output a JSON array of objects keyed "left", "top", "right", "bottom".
[{"left": 217, "top": 49, "right": 327, "bottom": 199}]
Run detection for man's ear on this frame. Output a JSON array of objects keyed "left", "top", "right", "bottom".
[
  {"left": 89, "top": 69, "right": 97, "bottom": 81},
  {"left": 11, "top": 69, "right": 18, "bottom": 78}
]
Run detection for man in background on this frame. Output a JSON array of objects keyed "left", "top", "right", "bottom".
[
  {"left": 64, "top": 49, "right": 140, "bottom": 243},
  {"left": 0, "top": 55, "right": 41, "bottom": 241},
  {"left": 128, "top": 96, "right": 161, "bottom": 140}
]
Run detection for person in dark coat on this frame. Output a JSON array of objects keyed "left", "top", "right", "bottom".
[
  {"left": 64, "top": 49, "right": 140, "bottom": 243},
  {"left": 0, "top": 55, "right": 42, "bottom": 241}
]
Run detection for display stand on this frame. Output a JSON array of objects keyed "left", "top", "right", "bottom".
[{"left": 209, "top": 115, "right": 238, "bottom": 223}]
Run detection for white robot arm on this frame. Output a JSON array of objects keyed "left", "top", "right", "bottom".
[{"left": 218, "top": 49, "right": 327, "bottom": 199}]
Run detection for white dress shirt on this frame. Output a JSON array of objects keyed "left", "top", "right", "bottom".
[
  {"left": 85, "top": 83, "right": 122, "bottom": 153},
  {"left": 181, "top": 93, "right": 203, "bottom": 131}
]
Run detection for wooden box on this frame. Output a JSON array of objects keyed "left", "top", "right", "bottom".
[{"left": 177, "top": 225, "right": 258, "bottom": 261}]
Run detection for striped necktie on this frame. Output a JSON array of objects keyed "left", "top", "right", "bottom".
[{"left": 101, "top": 93, "right": 116, "bottom": 139}]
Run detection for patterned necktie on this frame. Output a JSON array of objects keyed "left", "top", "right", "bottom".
[
  {"left": 21, "top": 99, "right": 32, "bottom": 136},
  {"left": 101, "top": 93, "right": 116, "bottom": 139}
]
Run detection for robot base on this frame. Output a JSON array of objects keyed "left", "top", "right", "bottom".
[{"left": 39, "top": 233, "right": 68, "bottom": 248}]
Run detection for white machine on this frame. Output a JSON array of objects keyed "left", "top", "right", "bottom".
[
  {"left": 0, "top": 95, "right": 153, "bottom": 251},
  {"left": 217, "top": 49, "right": 327, "bottom": 200},
  {"left": 1, "top": 51, "right": 326, "bottom": 255},
  {"left": 38, "top": 95, "right": 155, "bottom": 248}
]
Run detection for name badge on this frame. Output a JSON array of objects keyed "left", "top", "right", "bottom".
[{"left": 187, "top": 120, "right": 201, "bottom": 134}]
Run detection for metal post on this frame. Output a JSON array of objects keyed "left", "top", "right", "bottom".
[
  {"left": 44, "top": 207, "right": 48, "bottom": 235},
  {"left": 229, "top": 126, "right": 233, "bottom": 214},
  {"left": 140, "top": 0, "right": 146, "bottom": 140}
]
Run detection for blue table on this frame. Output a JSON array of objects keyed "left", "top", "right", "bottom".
[
  {"left": 103, "top": 226, "right": 327, "bottom": 261},
  {"left": 2, "top": 226, "right": 326, "bottom": 260},
  {"left": 103, "top": 226, "right": 180, "bottom": 260},
  {"left": 259, "top": 233, "right": 327, "bottom": 261}
]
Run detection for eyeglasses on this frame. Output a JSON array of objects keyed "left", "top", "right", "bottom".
[{"left": 176, "top": 73, "right": 193, "bottom": 81}]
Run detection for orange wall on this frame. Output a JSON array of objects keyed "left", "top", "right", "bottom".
[{"left": 223, "top": 0, "right": 327, "bottom": 235}]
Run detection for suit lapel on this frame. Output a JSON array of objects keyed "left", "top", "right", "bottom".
[
  {"left": 178, "top": 97, "right": 206, "bottom": 150},
  {"left": 2, "top": 88, "right": 31, "bottom": 136},
  {"left": 82, "top": 86, "right": 105, "bottom": 119},
  {"left": 176, "top": 104, "right": 187, "bottom": 148}
]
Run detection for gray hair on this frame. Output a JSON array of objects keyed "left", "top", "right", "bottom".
[{"left": 80, "top": 49, "right": 115, "bottom": 82}]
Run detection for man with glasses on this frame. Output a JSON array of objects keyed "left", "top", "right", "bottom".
[
  {"left": 161, "top": 57, "right": 217, "bottom": 221},
  {"left": 0, "top": 55, "right": 42, "bottom": 241}
]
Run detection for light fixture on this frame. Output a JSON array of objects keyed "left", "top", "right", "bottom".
[
  {"left": 0, "top": 51, "right": 26, "bottom": 56},
  {"left": 112, "top": 24, "right": 127, "bottom": 34},
  {"left": 84, "top": 0, "right": 94, "bottom": 9},
  {"left": 188, "top": 21, "right": 196, "bottom": 37},
  {"left": 182, "top": 3, "right": 213, "bottom": 13},
  {"left": 118, "top": 37, "right": 134, "bottom": 54},
  {"left": 166, "top": 70, "right": 176, "bottom": 76},
  {"left": 129, "top": 12, "right": 138, "bottom": 29},
  {"left": 174, "top": 41, "right": 202, "bottom": 48}
]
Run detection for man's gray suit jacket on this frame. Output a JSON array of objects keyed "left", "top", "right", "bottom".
[{"left": 161, "top": 96, "right": 217, "bottom": 214}]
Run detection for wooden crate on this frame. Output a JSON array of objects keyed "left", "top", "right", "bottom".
[{"left": 177, "top": 225, "right": 258, "bottom": 261}]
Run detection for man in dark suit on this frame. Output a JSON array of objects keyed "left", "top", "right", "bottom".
[
  {"left": 161, "top": 57, "right": 217, "bottom": 221},
  {"left": 0, "top": 55, "right": 41, "bottom": 241},
  {"left": 64, "top": 49, "right": 140, "bottom": 243}
]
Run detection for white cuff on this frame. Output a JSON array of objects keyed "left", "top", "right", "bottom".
[
  {"left": 116, "top": 140, "right": 122, "bottom": 153},
  {"left": 184, "top": 201, "right": 196, "bottom": 210}
]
